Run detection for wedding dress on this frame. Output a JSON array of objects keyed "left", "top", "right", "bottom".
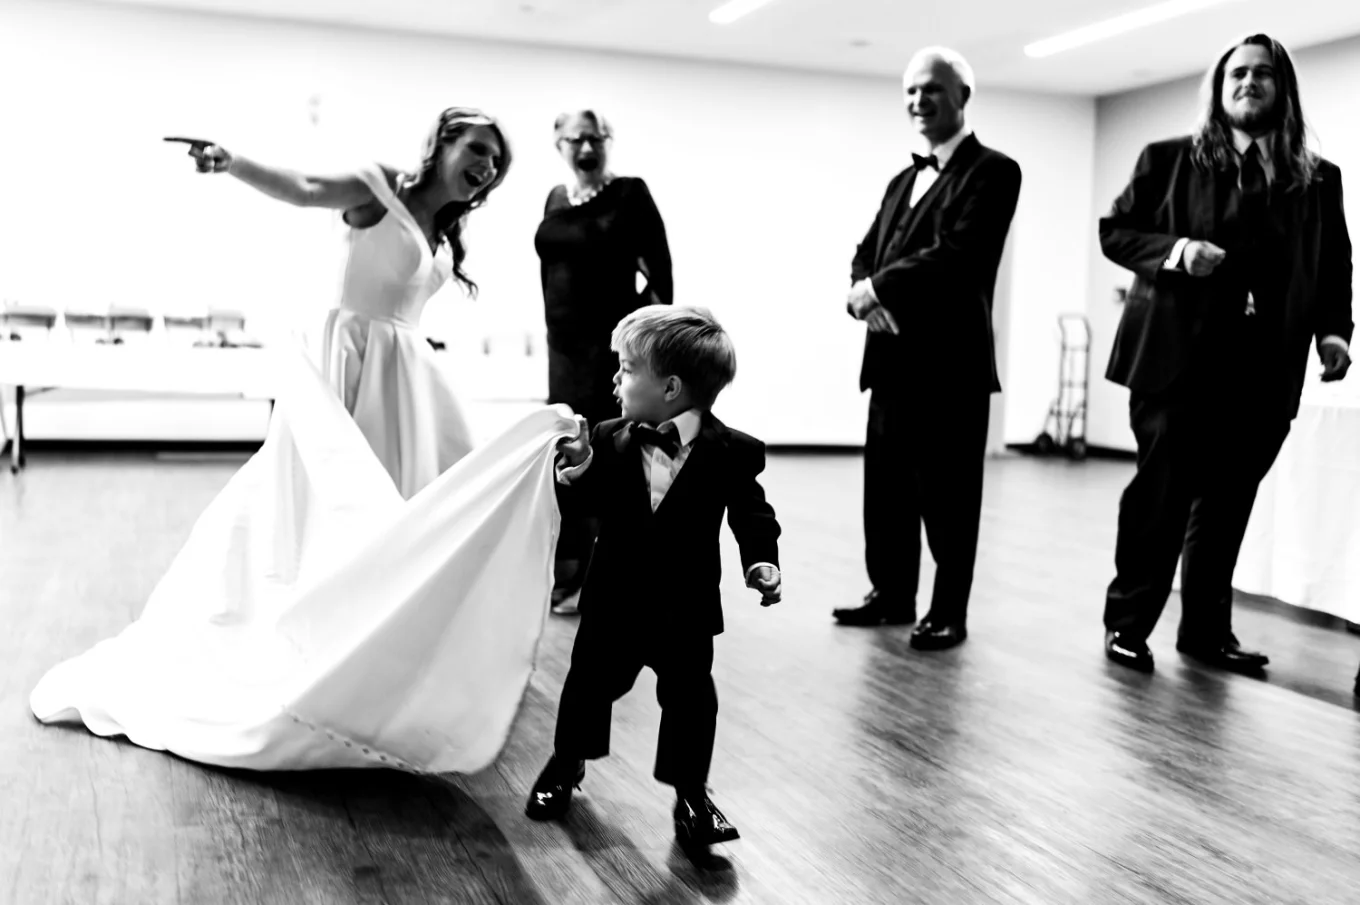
[{"left": 29, "top": 164, "right": 577, "bottom": 774}]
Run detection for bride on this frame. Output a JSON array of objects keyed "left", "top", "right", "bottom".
[{"left": 29, "top": 107, "right": 582, "bottom": 774}]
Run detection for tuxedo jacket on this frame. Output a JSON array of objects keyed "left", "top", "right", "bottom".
[
  {"left": 558, "top": 415, "right": 781, "bottom": 637},
  {"left": 851, "top": 133, "right": 1022, "bottom": 397},
  {"left": 1100, "top": 136, "right": 1353, "bottom": 415}
]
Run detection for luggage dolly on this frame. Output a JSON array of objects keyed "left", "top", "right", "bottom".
[{"left": 1035, "top": 313, "right": 1091, "bottom": 461}]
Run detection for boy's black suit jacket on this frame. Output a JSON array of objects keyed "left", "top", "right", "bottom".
[{"left": 558, "top": 413, "right": 781, "bottom": 637}]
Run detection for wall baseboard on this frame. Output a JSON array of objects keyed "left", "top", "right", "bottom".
[
  {"left": 1005, "top": 442, "right": 1136, "bottom": 461},
  {"left": 10, "top": 438, "right": 262, "bottom": 456},
  {"left": 765, "top": 445, "right": 1033, "bottom": 458},
  {"left": 767, "top": 444, "right": 861, "bottom": 456}
]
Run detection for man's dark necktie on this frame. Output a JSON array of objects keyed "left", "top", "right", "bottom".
[
  {"left": 1237, "top": 142, "right": 1270, "bottom": 317},
  {"left": 912, "top": 153, "right": 939, "bottom": 172},
  {"left": 631, "top": 423, "right": 680, "bottom": 458},
  {"left": 1239, "top": 142, "right": 1267, "bottom": 219}
]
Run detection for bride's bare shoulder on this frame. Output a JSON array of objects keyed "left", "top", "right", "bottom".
[{"left": 342, "top": 163, "right": 402, "bottom": 227}]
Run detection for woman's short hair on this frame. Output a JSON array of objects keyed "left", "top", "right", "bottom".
[{"left": 553, "top": 109, "right": 613, "bottom": 143}]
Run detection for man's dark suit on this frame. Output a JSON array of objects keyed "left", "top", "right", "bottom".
[
  {"left": 552, "top": 414, "right": 781, "bottom": 787},
  {"left": 1100, "top": 136, "right": 1352, "bottom": 644},
  {"left": 851, "top": 132, "right": 1022, "bottom": 625}
]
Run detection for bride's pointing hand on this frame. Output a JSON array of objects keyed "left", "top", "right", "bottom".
[{"left": 164, "top": 137, "right": 233, "bottom": 174}]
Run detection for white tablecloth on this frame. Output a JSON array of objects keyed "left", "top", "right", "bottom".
[
  {"left": 0, "top": 338, "right": 552, "bottom": 447},
  {"left": 1233, "top": 381, "right": 1360, "bottom": 623},
  {"left": 0, "top": 341, "right": 279, "bottom": 399}
]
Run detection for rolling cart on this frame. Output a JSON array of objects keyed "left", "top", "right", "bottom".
[{"left": 1034, "top": 313, "right": 1091, "bottom": 461}]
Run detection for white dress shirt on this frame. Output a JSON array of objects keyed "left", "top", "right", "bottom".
[
  {"left": 557, "top": 408, "right": 776, "bottom": 581},
  {"left": 638, "top": 408, "right": 703, "bottom": 512},
  {"left": 1164, "top": 129, "right": 1348, "bottom": 352},
  {"left": 909, "top": 125, "right": 973, "bottom": 208}
]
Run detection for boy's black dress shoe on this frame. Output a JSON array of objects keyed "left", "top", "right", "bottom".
[
  {"left": 909, "top": 618, "right": 966, "bottom": 650},
  {"left": 1105, "top": 631, "right": 1154, "bottom": 672},
  {"left": 1176, "top": 637, "right": 1268, "bottom": 673},
  {"left": 525, "top": 757, "right": 585, "bottom": 821},
  {"left": 832, "top": 589, "right": 916, "bottom": 626},
  {"left": 674, "top": 792, "right": 740, "bottom": 846}
]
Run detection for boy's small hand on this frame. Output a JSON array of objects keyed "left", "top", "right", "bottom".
[
  {"left": 747, "top": 565, "right": 782, "bottom": 606},
  {"left": 556, "top": 415, "right": 590, "bottom": 467}
]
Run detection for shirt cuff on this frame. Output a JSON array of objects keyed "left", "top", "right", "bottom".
[
  {"left": 1164, "top": 237, "right": 1190, "bottom": 270},
  {"left": 744, "top": 562, "right": 778, "bottom": 580},
  {"left": 1320, "top": 335, "right": 1350, "bottom": 352},
  {"left": 555, "top": 448, "right": 593, "bottom": 485},
  {"left": 860, "top": 278, "right": 880, "bottom": 304}
]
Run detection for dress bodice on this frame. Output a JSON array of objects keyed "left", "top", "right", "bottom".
[
  {"left": 336, "top": 164, "right": 451, "bottom": 328},
  {"left": 533, "top": 176, "right": 673, "bottom": 345}
]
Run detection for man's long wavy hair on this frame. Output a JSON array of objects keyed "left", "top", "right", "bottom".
[
  {"left": 405, "top": 106, "right": 513, "bottom": 296},
  {"left": 1191, "top": 33, "right": 1317, "bottom": 190}
]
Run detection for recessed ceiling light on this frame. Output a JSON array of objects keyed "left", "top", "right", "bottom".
[
  {"left": 1024, "top": 0, "right": 1243, "bottom": 58},
  {"left": 709, "top": 0, "right": 780, "bottom": 26},
  {"left": 850, "top": 39, "right": 871, "bottom": 48}
]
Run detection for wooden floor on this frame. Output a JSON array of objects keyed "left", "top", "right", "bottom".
[{"left": 3, "top": 448, "right": 1360, "bottom": 904}]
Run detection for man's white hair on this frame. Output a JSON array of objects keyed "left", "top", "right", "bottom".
[{"left": 905, "top": 46, "right": 976, "bottom": 95}]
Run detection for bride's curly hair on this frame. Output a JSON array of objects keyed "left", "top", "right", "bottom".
[{"left": 405, "top": 106, "right": 513, "bottom": 296}]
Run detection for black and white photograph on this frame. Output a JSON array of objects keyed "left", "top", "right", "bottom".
[{"left": 1, "top": 0, "right": 1358, "bottom": 902}]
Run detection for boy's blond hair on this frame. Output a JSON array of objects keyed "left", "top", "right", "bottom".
[{"left": 610, "top": 305, "right": 737, "bottom": 408}]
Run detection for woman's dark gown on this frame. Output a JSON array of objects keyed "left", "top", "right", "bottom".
[
  {"left": 534, "top": 175, "right": 673, "bottom": 590},
  {"left": 535, "top": 176, "right": 673, "bottom": 424}
]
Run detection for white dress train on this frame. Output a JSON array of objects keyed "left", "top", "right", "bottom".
[{"left": 28, "top": 164, "right": 575, "bottom": 774}]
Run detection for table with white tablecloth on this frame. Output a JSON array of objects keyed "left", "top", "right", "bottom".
[
  {"left": 0, "top": 333, "right": 560, "bottom": 471},
  {"left": 1233, "top": 380, "right": 1360, "bottom": 624},
  {"left": 0, "top": 341, "right": 278, "bottom": 472}
]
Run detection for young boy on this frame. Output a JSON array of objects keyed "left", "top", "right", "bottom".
[{"left": 527, "top": 305, "right": 783, "bottom": 847}]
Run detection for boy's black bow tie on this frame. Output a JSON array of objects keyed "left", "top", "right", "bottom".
[
  {"left": 628, "top": 422, "right": 680, "bottom": 457},
  {"left": 913, "top": 152, "right": 939, "bottom": 171}
]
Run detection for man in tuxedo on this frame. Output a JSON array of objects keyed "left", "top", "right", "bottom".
[
  {"left": 1100, "top": 33, "right": 1352, "bottom": 674},
  {"left": 832, "top": 46, "right": 1022, "bottom": 651}
]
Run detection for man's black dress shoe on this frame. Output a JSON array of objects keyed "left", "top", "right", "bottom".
[
  {"left": 674, "top": 792, "right": 740, "bottom": 846},
  {"left": 832, "top": 590, "right": 915, "bottom": 626},
  {"left": 909, "top": 619, "right": 966, "bottom": 651},
  {"left": 525, "top": 757, "right": 585, "bottom": 821},
  {"left": 1105, "top": 631, "right": 1154, "bottom": 672},
  {"left": 1176, "top": 638, "right": 1268, "bottom": 672}
]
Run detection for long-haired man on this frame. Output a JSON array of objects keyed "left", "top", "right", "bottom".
[{"left": 1099, "top": 33, "right": 1352, "bottom": 674}]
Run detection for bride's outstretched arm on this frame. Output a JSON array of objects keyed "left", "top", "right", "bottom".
[
  {"left": 169, "top": 138, "right": 375, "bottom": 210},
  {"left": 226, "top": 156, "right": 376, "bottom": 210}
]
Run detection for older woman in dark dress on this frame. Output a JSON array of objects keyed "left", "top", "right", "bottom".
[{"left": 535, "top": 110, "right": 673, "bottom": 610}]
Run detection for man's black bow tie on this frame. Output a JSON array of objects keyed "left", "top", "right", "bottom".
[
  {"left": 912, "top": 153, "right": 939, "bottom": 172},
  {"left": 630, "top": 423, "right": 680, "bottom": 457}
]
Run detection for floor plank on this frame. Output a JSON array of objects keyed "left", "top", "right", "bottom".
[{"left": 3, "top": 449, "right": 1359, "bottom": 904}]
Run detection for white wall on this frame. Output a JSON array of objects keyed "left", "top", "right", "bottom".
[
  {"left": 992, "top": 92, "right": 1096, "bottom": 448},
  {"left": 1085, "top": 33, "right": 1360, "bottom": 451},
  {"left": 0, "top": 0, "right": 1095, "bottom": 448}
]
